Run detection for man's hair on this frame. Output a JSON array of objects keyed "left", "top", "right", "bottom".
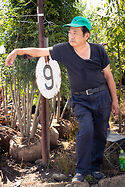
[{"left": 81, "top": 26, "right": 90, "bottom": 36}]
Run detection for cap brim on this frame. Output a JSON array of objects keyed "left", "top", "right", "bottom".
[{"left": 63, "top": 23, "right": 85, "bottom": 28}]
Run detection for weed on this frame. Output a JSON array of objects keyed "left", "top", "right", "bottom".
[{"left": 55, "top": 151, "right": 76, "bottom": 175}]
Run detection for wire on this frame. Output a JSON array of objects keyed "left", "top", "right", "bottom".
[{"left": 1, "top": 14, "right": 57, "bottom": 26}]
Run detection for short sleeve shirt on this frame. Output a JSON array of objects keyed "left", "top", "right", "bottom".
[{"left": 49, "top": 42, "right": 110, "bottom": 92}]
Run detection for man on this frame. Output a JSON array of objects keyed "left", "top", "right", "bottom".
[{"left": 6, "top": 16, "right": 119, "bottom": 183}]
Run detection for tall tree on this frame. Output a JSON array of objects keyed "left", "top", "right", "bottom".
[
  {"left": 0, "top": 0, "right": 81, "bottom": 138},
  {"left": 101, "top": 0, "right": 125, "bottom": 131}
]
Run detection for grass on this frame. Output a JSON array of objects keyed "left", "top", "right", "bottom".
[{"left": 55, "top": 151, "right": 76, "bottom": 176}]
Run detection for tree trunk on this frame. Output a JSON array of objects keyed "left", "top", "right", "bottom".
[
  {"left": 23, "top": 88, "right": 26, "bottom": 134},
  {"left": 9, "top": 73, "right": 24, "bottom": 137},
  {"left": 60, "top": 94, "right": 70, "bottom": 120},
  {"left": 26, "top": 82, "right": 35, "bottom": 136},
  {"left": 56, "top": 92, "right": 61, "bottom": 123},
  {"left": 117, "top": 39, "right": 122, "bottom": 132},
  {"left": 52, "top": 96, "right": 56, "bottom": 119},
  {"left": 11, "top": 104, "right": 16, "bottom": 129},
  {"left": 30, "top": 92, "right": 41, "bottom": 138},
  {"left": 2, "top": 84, "right": 10, "bottom": 126},
  {"left": 26, "top": 83, "right": 29, "bottom": 136},
  {"left": 5, "top": 80, "right": 8, "bottom": 113}
]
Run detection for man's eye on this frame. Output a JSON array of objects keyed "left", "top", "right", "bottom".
[{"left": 68, "top": 32, "right": 76, "bottom": 35}]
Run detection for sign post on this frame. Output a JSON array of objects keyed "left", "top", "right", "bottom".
[{"left": 37, "top": 0, "right": 49, "bottom": 164}]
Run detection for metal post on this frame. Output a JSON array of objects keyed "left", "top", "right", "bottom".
[{"left": 38, "top": 0, "right": 49, "bottom": 164}]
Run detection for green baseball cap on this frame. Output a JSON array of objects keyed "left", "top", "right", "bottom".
[{"left": 63, "top": 16, "right": 91, "bottom": 32}]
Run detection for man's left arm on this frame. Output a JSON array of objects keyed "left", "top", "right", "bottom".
[{"left": 103, "top": 64, "right": 119, "bottom": 115}]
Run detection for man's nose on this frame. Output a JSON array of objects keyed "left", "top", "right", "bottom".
[{"left": 69, "top": 33, "right": 75, "bottom": 39}]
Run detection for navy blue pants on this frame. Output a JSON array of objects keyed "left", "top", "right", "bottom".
[{"left": 70, "top": 86, "right": 111, "bottom": 175}]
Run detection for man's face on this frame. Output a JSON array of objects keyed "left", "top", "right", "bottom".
[{"left": 68, "top": 27, "right": 89, "bottom": 47}]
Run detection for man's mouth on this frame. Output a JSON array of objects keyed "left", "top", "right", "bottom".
[{"left": 69, "top": 40, "right": 75, "bottom": 43}]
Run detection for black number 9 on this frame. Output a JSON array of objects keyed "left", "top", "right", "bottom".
[{"left": 43, "top": 64, "right": 54, "bottom": 90}]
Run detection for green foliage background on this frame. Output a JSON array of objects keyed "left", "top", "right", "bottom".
[
  {"left": 0, "top": 0, "right": 124, "bottom": 105},
  {"left": 0, "top": 0, "right": 81, "bottom": 99}
]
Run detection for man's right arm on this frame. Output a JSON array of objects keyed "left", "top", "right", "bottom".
[{"left": 5, "top": 47, "right": 51, "bottom": 67}]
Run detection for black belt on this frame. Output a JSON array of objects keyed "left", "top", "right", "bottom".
[{"left": 72, "top": 85, "right": 105, "bottom": 95}]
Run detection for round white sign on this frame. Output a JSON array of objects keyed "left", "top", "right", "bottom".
[{"left": 36, "top": 56, "right": 61, "bottom": 99}]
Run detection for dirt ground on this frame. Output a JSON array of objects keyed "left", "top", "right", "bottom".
[
  {"left": 1, "top": 105, "right": 125, "bottom": 186},
  {"left": 0, "top": 136, "right": 125, "bottom": 187}
]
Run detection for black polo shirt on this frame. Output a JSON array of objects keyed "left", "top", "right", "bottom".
[{"left": 49, "top": 42, "right": 110, "bottom": 92}]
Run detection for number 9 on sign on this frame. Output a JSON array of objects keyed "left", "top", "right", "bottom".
[{"left": 36, "top": 56, "right": 61, "bottom": 99}]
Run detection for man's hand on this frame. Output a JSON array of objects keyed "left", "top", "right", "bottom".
[
  {"left": 5, "top": 49, "right": 17, "bottom": 67},
  {"left": 111, "top": 100, "right": 119, "bottom": 116}
]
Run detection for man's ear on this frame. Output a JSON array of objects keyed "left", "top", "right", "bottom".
[{"left": 85, "top": 33, "right": 90, "bottom": 40}]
